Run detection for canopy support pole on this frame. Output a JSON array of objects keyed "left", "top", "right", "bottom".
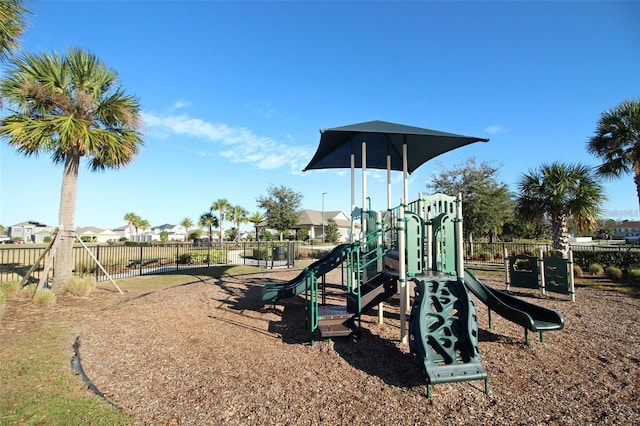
[
  {"left": 361, "top": 136, "right": 367, "bottom": 240},
  {"left": 350, "top": 152, "right": 355, "bottom": 242},
  {"left": 403, "top": 141, "right": 409, "bottom": 204}
]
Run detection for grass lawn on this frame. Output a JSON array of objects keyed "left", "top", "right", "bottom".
[{"left": 0, "top": 265, "right": 266, "bottom": 425}]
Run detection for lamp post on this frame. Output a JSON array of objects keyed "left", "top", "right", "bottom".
[{"left": 322, "top": 192, "right": 327, "bottom": 243}]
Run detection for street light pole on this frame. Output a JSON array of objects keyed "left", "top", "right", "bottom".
[{"left": 322, "top": 192, "right": 327, "bottom": 243}]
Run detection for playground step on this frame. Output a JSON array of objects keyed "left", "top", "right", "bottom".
[
  {"left": 318, "top": 322, "right": 353, "bottom": 338},
  {"left": 347, "top": 272, "right": 398, "bottom": 314},
  {"left": 317, "top": 304, "right": 351, "bottom": 320}
]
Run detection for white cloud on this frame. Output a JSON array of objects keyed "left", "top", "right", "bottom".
[
  {"left": 141, "top": 111, "right": 311, "bottom": 172},
  {"left": 484, "top": 124, "right": 510, "bottom": 134},
  {"left": 173, "top": 100, "right": 190, "bottom": 110}
]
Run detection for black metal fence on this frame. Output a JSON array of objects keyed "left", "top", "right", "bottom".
[
  {"left": 3, "top": 240, "right": 636, "bottom": 286},
  {"left": 464, "top": 242, "right": 639, "bottom": 267},
  {"left": 0, "top": 241, "right": 306, "bottom": 286}
]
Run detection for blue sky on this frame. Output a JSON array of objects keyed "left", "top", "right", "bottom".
[{"left": 1, "top": 0, "right": 639, "bottom": 231}]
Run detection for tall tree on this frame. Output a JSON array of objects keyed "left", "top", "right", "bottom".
[
  {"left": 180, "top": 217, "right": 194, "bottom": 241},
  {"left": 0, "top": 48, "right": 144, "bottom": 288},
  {"left": 515, "top": 162, "right": 605, "bottom": 256},
  {"left": 138, "top": 219, "right": 150, "bottom": 241},
  {"left": 228, "top": 205, "right": 249, "bottom": 241},
  {"left": 124, "top": 212, "right": 139, "bottom": 240},
  {"left": 211, "top": 199, "right": 230, "bottom": 243},
  {"left": 257, "top": 185, "right": 303, "bottom": 240},
  {"left": 587, "top": 99, "right": 640, "bottom": 213},
  {"left": 427, "top": 158, "right": 513, "bottom": 243},
  {"left": 248, "top": 211, "right": 265, "bottom": 241},
  {"left": 199, "top": 211, "right": 218, "bottom": 246},
  {"left": 0, "top": 0, "right": 28, "bottom": 62}
]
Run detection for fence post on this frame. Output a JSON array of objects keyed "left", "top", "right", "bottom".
[
  {"left": 139, "top": 245, "right": 143, "bottom": 276},
  {"left": 538, "top": 248, "right": 545, "bottom": 296},
  {"left": 95, "top": 245, "right": 100, "bottom": 281},
  {"left": 176, "top": 244, "right": 180, "bottom": 271}
]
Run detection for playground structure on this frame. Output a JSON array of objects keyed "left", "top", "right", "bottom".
[
  {"left": 505, "top": 251, "right": 576, "bottom": 302},
  {"left": 263, "top": 120, "right": 564, "bottom": 396},
  {"left": 263, "top": 192, "right": 565, "bottom": 397}
]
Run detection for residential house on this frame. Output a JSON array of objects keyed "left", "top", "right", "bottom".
[
  {"left": 150, "top": 224, "right": 187, "bottom": 241},
  {"left": 76, "top": 226, "right": 120, "bottom": 243},
  {"left": 113, "top": 224, "right": 153, "bottom": 242},
  {"left": 8, "top": 220, "right": 55, "bottom": 243},
  {"left": 257, "top": 210, "right": 357, "bottom": 242},
  {"left": 612, "top": 221, "right": 640, "bottom": 239}
]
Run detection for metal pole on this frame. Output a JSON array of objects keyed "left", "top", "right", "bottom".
[{"left": 322, "top": 192, "right": 327, "bottom": 243}]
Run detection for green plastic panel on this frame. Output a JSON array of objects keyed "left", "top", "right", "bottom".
[
  {"left": 405, "top": 211, "right": 423, "bottom": 276},
  {"left": 508, "top": 254, "right": 540, "bottom": 289},
  {"left": 543, "top": 256, "right": 571, "bottom": 295},
  {"left": 409, "top": 277, "right": 486, "bottom": 386}
]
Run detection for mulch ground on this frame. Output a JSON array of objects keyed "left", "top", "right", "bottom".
[{"left": 4, "top": 267, "right": 640, "bottom": 425}]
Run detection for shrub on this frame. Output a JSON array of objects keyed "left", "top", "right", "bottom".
[
  {"left": 67, "top": 276, "right": 96, "bottom": 297},
  {"left": 0, "top": 280, "right": 21, "bottom": 296},
  {"left": 32, "top": 288, "right": 56, "bottom": 306},
  {"left": 75, "top": 261, "right": 96, "bottom": 275},
  {"left": 605, "top": 266, "right": 623, "bottom": 281},
  {"left": 573, "top": 264, "right": 583, "bottom": 278},
  {"left": 626, "top": 268, "right": 640, "bottom": 281},
  {"left": 589, "top": 263, "right": 604, "bottom": 276}
]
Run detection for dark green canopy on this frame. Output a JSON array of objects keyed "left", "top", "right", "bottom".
[{"left": 303, "top": 120, "right": 489, "bottom": 174}]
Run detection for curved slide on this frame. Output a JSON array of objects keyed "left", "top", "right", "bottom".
[
  {"left": 463, "top": 269, "right": 564, "bottom": 332},
  {"left": 262, "top": 243, "right": 354, "bottom": 303}
]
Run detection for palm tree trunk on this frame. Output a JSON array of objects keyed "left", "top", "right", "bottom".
[
  {"left": 635, "top": 172, "right": 640, "bottom": 216},
  {"left": 551, "top": 213, "right": 570, "bottom": 257},
  {"left": 53, "top": 151, "right": 80, "bottom": 288},
  {"left": 219, "top": 213, "right": 225, "bottom": 244}
]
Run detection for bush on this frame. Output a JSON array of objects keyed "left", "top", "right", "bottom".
[
  {"left": 605, "top": 266, "right": 623, "bottom": 281},
  {"left": 573, "top": 264, "right": 584, "bottom": 277},
  {"left": 589, "top": 263, "right": 604, "bottom": 276},
  {"left": 0, "top": 280, "right": 21, "bottom": 296},
  {"left": 67, "top": 276, "right": 96, "bottom": 297},
  {"left": 626, "top": 268, "right": 640, "bottom": 281},
  {"left": 32, "top": 288, "right": 56, "bottom": 306},
  {"left": 75, "top": 261, "right": 96, "bottom": 275}
]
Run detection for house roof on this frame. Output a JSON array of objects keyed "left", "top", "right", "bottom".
[
  {"left": 77, "top": 226, "right": 104, "bottom": 234},
  {"left": 152, "top": 224, "right": 177, "bottom": 231},
  {"left": 297, "top": 210, "right": 351, "bottom": 227},
  {"left": 258, "top": 210, "right": 359, "bottom": 229},
  {"left": 615, "top": 221, "right": 640, "bottom": 228},
  {"left": 11, "top": 220, "right": 50, "bottom": 228}
]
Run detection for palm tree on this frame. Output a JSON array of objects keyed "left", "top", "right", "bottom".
[
  {"left": 0, "top": 0, "right": 28, "bottom": 62},
  {"left": 515, "top": 162, "right": 605, "bottom": 256},
  {"left": 587, "top": 99, "right": 640, "bottom": 213},
  {"left": 180, "top": 217, "right": 194, "bottom": 242},
  {"left": 0, "top": 48, "right": 143, "bottom": 288},
  {"left": 138, "top": 219, "right": 150, "bottom": 242},
  {"left": 124, "top": 212, "right": 139, "bottom": 241},
  {"left": 248, "top": 211, "right": 265, "bottom": 241},
  {"left": 199, "top": 212, "right": 219, "bottom": 247},
  {"left": 229, "top": 205, "right": 249, "bottom": 241},
  {"left": 211, "top": 199, "right": 230, "bottom": 243}
]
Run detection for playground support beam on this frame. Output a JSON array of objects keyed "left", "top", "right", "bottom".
[
  {"left": 361, "top": 137, "right": 367, "bottom": 242},
  {"left": 376, "top": 211, "right": 384, "bottom": 325},
  {"left": 455, "top": 193, "right": 464, "bottom": 278},
  {"left": 398, "top": 201, "right": 408, "bottom": 344}
]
